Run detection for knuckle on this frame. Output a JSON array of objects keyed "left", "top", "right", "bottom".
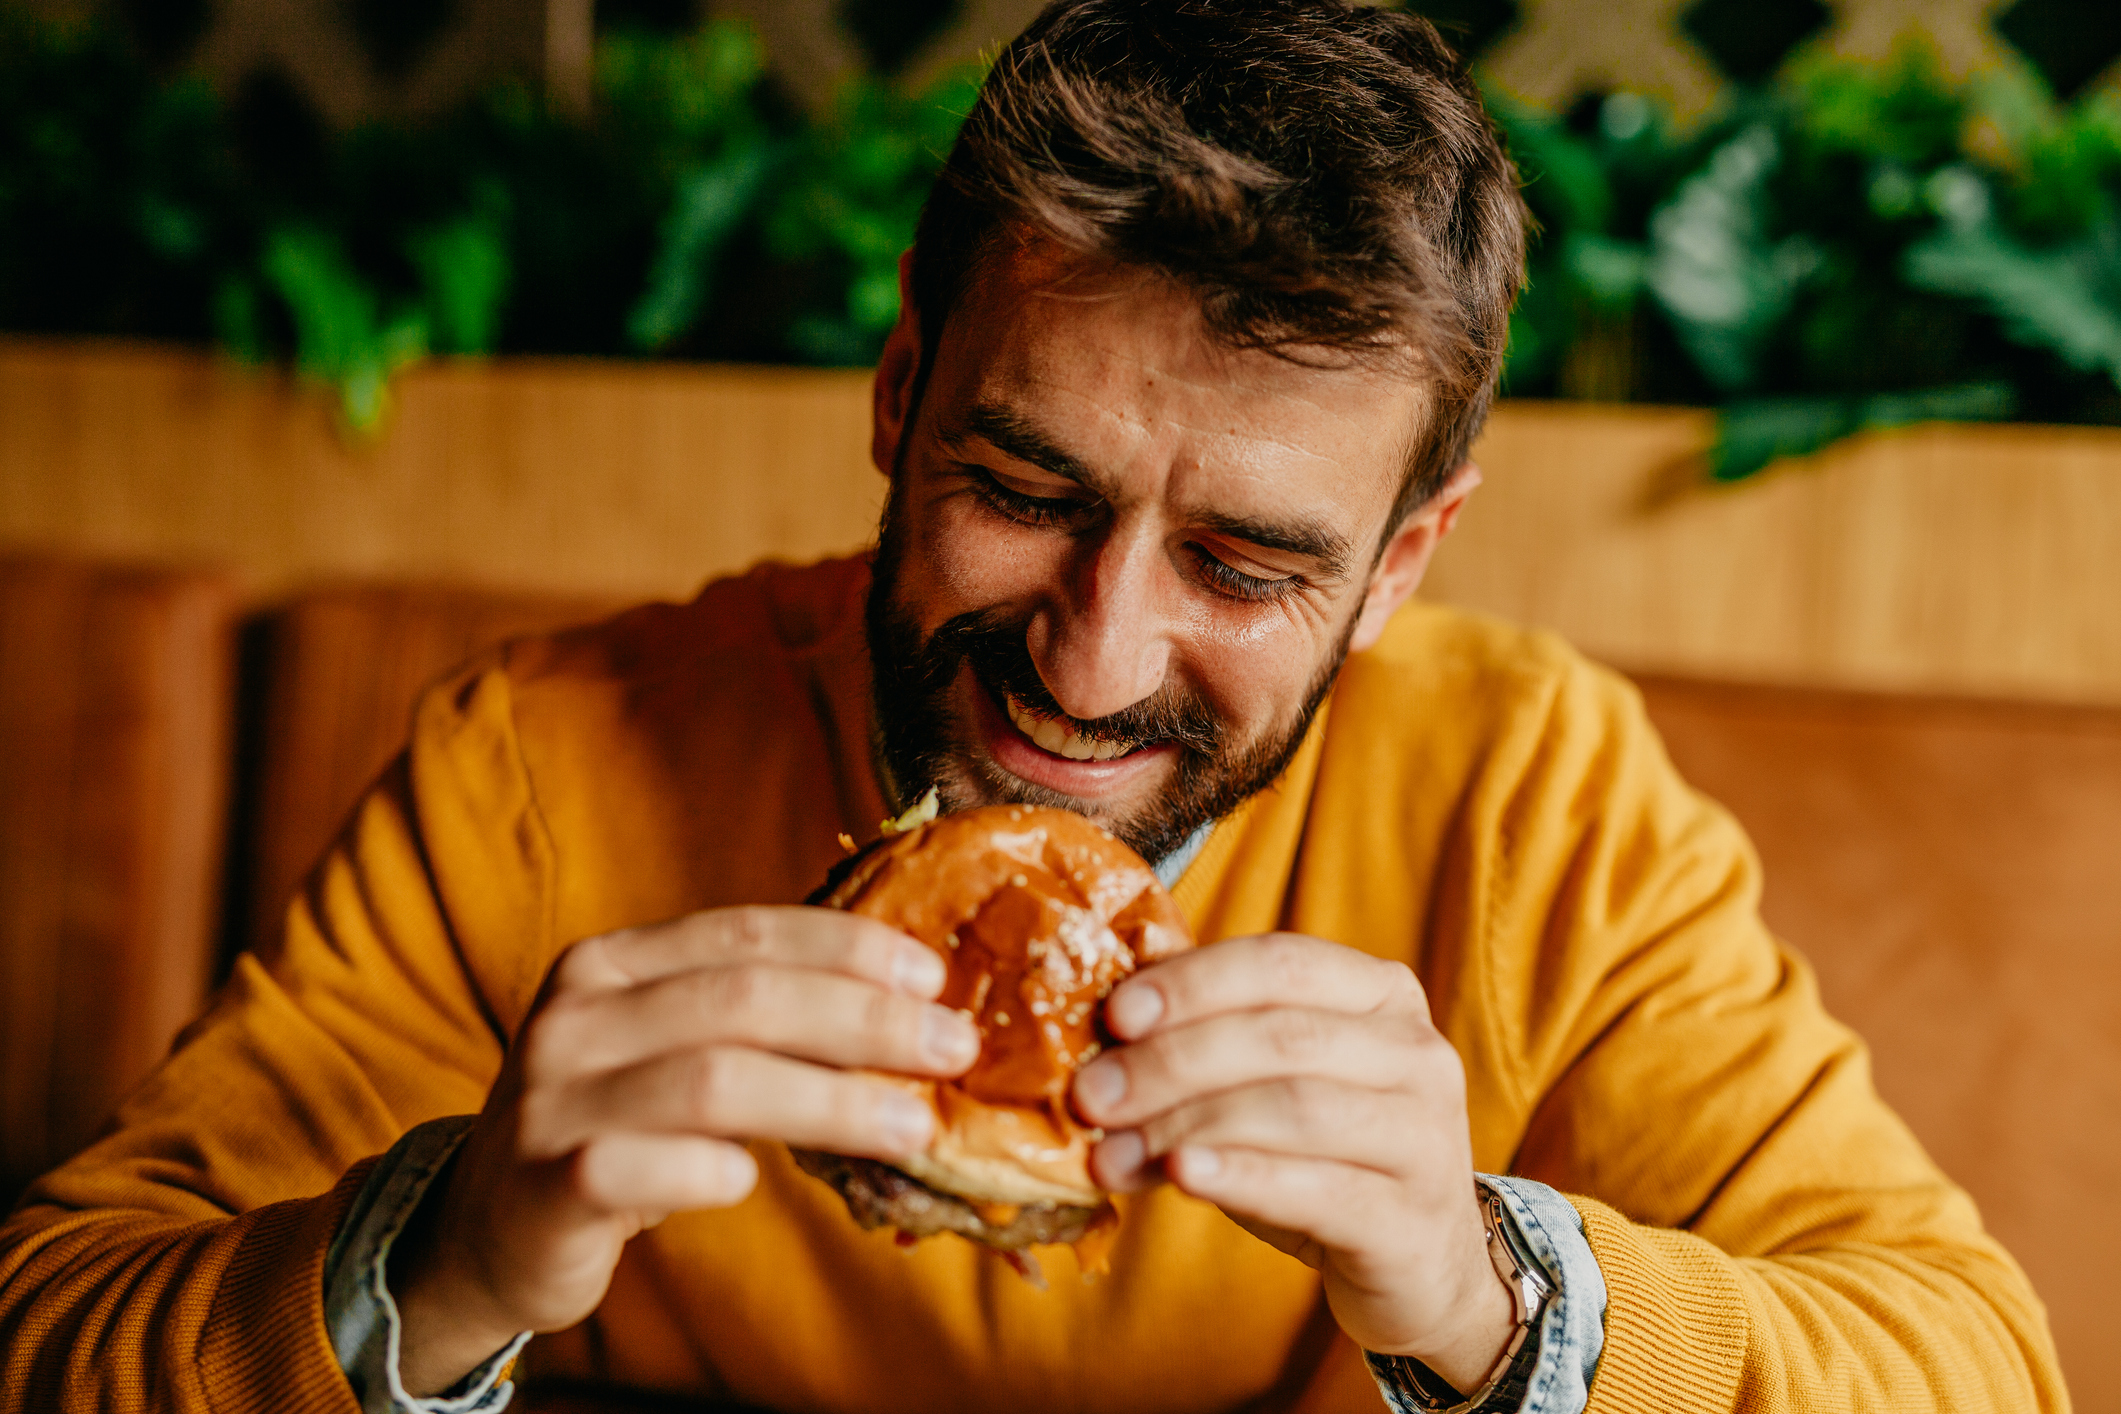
[
  {"left": 1264, "top": 1008, "right": 1330, "bottom": 1066},
  {"left": 1376, "top": 958, "right": 1427, "bottom": 1011},
  {"left": 1410, "top": 1025, "right": 1465, "bottom": 1083},
  {"left": 565, "top": 1141, "right": 611, "bottom": 1207},
  {"left": 1277, "top": 1074, "right": 1340, "bottom": 1122},
  {"left": 515, "top": 1007, "right": 579, "bottom": 1085},
  {"left": 718, "top": 906, "right": 776, "bottom": 959},
  {"left": 708, "top": 963, "right": 775, "bottom": 1020},
  {"left": 549, "top": 934, "right": 606, "bottom": 991},
  {"left": 684, "top": 1047, "right": 743, "bottom": 1127},
  {"left": 1257, "top": 934, "right": 1311, "bottom": 994}
]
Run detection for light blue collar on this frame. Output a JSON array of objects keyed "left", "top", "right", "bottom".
[{"left": 1152, "top": 818, "right": 1217, "bottom": 891}]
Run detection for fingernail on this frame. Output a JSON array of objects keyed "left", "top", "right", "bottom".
[
  {"left": 894, "top": 947, "right": 947, "bottom": 997},
  {"left": 881, "top": 1093, "right": 935, "bottom": 1152},
  {"left": 922, "top": 1006, "right": 979, "bottom": 1067},
  {"left": 714, "top": 1145, "right": 760, "bottom": 1196},
  {"left": 1107, "top": 984, "right": 1164, "bottom": 1038},
  {"left": 1075, "top": 1057, "right": 1126, "bottom": 1112},
  {"left": 1099, "top": 1129, "right": 1145, "bottom": 1181},
  {"left": 1176, "top": 1145, "right": 1221, "bottom": 1182}
]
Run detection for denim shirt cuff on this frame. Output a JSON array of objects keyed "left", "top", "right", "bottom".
[
  {"left": 322, "top": 1115, "right": 533, "bottom": 1413},
  {"left": 1365, "top": 1173, "right": 1607, "bottom": 1414}
]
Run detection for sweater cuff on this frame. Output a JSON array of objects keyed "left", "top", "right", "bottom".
[
  {"left": 190, "top": 1160, "right": 384, "bottom": 1413},
  {"left": 323, "top": 1116, "right": 532, "bottom": 1414},
  {"left": 1571, "top": 1194, "right": 1747, "bottom": 1414},
  {"left": 1366, "top": 1175, "right": 1607, "bottom": 1414}
]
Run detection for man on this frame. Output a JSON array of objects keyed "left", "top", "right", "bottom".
[{"left": 0, "top": 3, "right": 2065, "bottom": 1412}]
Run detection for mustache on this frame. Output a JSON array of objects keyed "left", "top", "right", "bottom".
[{"left": 928, "top": 611, "right": 1224, "bottom": 755}]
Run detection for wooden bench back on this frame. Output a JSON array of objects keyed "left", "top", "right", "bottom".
[
  {"left": 242, "top": 584, "right": 623, "bottom": 958},
  {"left": 1639, "top": 675, "right": 2121, "bottom": 1400},
  {"left": 0, "top": 557, "right": 234, "bottom": 1197}
]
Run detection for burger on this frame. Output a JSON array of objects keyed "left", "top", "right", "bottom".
[{"left": 794, "top": 793, "right": 1196, "bottom": 1283}]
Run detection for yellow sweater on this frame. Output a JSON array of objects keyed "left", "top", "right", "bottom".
[{"left": 0, "top": 556, "right": 2066, "bottom": 1413}]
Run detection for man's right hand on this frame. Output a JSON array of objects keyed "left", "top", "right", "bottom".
[{"left": 388, "top": 906, "right": 980, "bottom": 1396}]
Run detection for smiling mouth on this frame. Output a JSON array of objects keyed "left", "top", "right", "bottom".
[{"left": 1001, "top": 691, "right": 1144, "bottom": 762}]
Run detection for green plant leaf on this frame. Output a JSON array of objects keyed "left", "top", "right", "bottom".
[
  {"left": 1791, "top": 36, "right": 1961, "bottom": 168},
  {"left": 259, "top": 225, "right": 430, "bottom": 432},
  {"left": 626, "top": 140, "right": 772, "bottom": 351},
  {"left": 406, "top": 214, "right": 512, "bottom": 354},
  {"left": 1562, "top": 233, "right": 1649, "bottom": 312},
  {"left": 1905, "top": 214, "right": 2121, "bottom": 382},
  {"left": 1487, "top": 92, "right": 1615, "bottom": 233},
  {"left": 1647, "top": 124, "right": 1820, "bottom": 392}
]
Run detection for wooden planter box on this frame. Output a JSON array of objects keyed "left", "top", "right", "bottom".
[{"left": 5, "top": 336, "right": 2120, "bottom": 706}]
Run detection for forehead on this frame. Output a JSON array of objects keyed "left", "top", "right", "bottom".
[{"left": 927, "top": 244, "right": 1426, "bottom": 524}]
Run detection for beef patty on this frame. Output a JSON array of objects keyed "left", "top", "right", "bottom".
[{"left": 790, "top": 1148, "right": 1106, "bottom": 1251}]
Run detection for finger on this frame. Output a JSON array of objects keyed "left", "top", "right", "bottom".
[
  {"left": 1112, "top": 1077, "right": 1417, "bottom": 1176},
  {"left": 1074, "top": 1005, "right": 1428, "bottom": 1127},
  {"left": 525, "top": 1045, "right": 936, "bottom": 1161},
  {"left": 1163, "top": 1144, "right": 1394, "bottom": 1255},
  {"left": 523, "top": 965, "right": 979, "bottom": 1081},
  {"left": 554, "top": 907, "right": 945, "bottom": 999},
  {"left": 1105, "top": 934, "right": 1424, "bottom": 1040},
  {"left": 566, "top": 1133, "right": 760, "bottom": 1216}
]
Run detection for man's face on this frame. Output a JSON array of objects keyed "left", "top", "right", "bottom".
[{"left": 867, "top": 244, "right": 1437, "bottom": 861}]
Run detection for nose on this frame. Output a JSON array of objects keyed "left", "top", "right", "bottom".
[{"left": 1025, "top": 525, "right": 1175, "bottom": 723}]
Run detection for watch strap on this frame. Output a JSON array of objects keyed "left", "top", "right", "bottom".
[
  {"left": 1366, "top": 1182, "right": 1556, "bottom": 1413},
  {"left": 1368, "top": 1331, "right": 1541, "bottom": 1414}
]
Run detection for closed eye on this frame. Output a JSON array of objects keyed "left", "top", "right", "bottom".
[
  {"left": 1189, "top": 544, "right": 1300, "bottom": 602},
  {"left": 966, "top": 466, "right": 1102, "bottom": 530}
]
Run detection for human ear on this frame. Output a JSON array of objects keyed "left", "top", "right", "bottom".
[
  {"left": 1348, "top": 462, "right": 1481, "bottom": 652},
  {"left": 870, "top": 248, "right": 922, "bottom": 480}
]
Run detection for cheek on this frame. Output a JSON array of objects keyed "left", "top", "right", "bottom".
[
  {"left": 1181, "top": 601, "right": 1350, "bottom": 734},
  {"left": 911, "top": 493, "right": 1066, "bottom": 616}
]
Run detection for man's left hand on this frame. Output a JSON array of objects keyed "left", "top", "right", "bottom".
[{"left": 1073, "top": 933, "right": 1517, "bottom": 1394}]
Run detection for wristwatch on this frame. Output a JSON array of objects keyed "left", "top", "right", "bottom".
[{"left": 1371, "top": 1183, "right": 1554, "bottom": 1413}]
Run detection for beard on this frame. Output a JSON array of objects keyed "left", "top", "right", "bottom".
[{"left": 864, "top": 487, "right": 1357, "bottom": 865}]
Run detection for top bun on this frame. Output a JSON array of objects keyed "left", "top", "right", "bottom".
[{"left": 821, "top": 804, "right": 1195, "bottom": 1206}]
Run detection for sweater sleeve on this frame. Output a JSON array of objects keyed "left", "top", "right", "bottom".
[
  {"left": 1478, "top": 654, "right": 2068, "bottom": 1414},
  {"left": 0, "top": 661, "right": 550, "bottom": 1414}
]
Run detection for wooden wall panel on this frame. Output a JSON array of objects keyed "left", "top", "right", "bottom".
[
  {"left": 5, "top": 339, "right": 2121, "bottom": 703},
  {"left": 0, "top": 339, "right": 883, "bottom": 604},
  {"left": 1426, "top": 403, "right": 2121, "bottom": 705}
]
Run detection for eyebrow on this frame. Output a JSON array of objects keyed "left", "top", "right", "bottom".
[
  {"left": 944, "top": 400, "right": 1355, "bottom": 578},
  {"left": 952, "top": 403, "right": 1109, "bottom": 495}
]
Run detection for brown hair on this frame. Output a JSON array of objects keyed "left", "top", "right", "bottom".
[{"left": 910, "top": 0, "right": 1527, "bottom": 529}]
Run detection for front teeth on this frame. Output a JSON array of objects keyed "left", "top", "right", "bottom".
[{"left": 1005, "top": 694, "right": 1137, "bottom": 762}]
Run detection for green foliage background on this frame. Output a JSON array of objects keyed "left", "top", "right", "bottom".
[
  {"left": 1495, "top": 42, "right": 2121, "bottom": 476},
  {"left": 0, "top": 7, "right": 976, "bottom": 431},
  {"left": 3, "top": 5, "right": 2120, "bottom": 474}
]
